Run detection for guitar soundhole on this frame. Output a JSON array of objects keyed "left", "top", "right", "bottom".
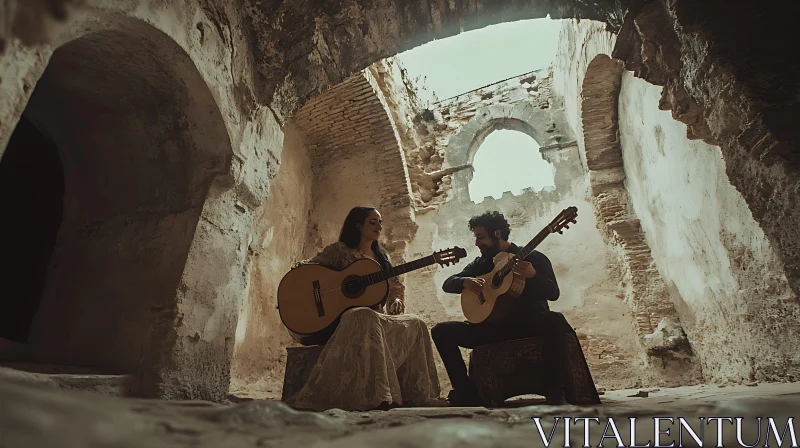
[
  {"left": 341, "top": 275, "right": 366, "bottom": 299},
  {"left": 491, "top": 272, "right": 503, "bottom": 288}
]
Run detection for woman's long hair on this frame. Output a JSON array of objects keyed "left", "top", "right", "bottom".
[{"left": 338, "top": 206, "right": 392, "bottom": 270}]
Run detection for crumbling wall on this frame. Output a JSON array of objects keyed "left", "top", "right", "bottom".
[
  {"left": 555, "top": 19, "right": 701, "bottom": 386},
  {"left": 555, "top": 15, "right": 800, "bottom": 385},
  {"left": 368, "top": 59, "right": 446, "bottom": 211},
  {"left": 372, "top": 67, "right": 653, "bottom": 391},
  {"left": 435, "top": 69, "right": 569, "bottom": 155},
  {"left": 228, "top": 125, "right": 314, "bottom": 399},
  {"left": 619, "top": 72, "right": 800, "bottom": 384},
  {"left": 407, "top": 145, "right": 645, "bottom": 391}
]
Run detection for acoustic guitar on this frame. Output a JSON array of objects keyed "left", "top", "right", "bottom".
[
  {"left": 461, "top": 206, "right": 578, "bottom": 324},
  {"left": 278, "top": 246, "right": 467, "bottom": 345}
]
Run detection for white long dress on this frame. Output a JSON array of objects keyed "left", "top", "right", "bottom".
[{"left": 285, "top": 242, "right": 441, "bottom": 411}]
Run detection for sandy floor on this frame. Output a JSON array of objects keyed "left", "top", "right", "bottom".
[{"left": 3, "top": 365, "right": 800, "bottom": 447}]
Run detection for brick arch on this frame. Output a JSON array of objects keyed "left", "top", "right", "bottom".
[
  {"left": 291, "top": 68, "right": 416, "bottom": 260},
  {"left": 580, "top": 54, "right": 693, "bottom": 365},
  {"left": 449, "top": 114, "right": 546, "bottom": 168},
  {"left": 581, "top": 55, "right": 626, "bottom": 172}
]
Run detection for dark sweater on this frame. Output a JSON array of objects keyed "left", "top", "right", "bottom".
[{"left": 442, "top": 243, "right": 560, "bottom": 326}]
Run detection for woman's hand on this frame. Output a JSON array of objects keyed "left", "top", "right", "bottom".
[{"left": 386, "top": 298, "right": 405, "bottom": 315}]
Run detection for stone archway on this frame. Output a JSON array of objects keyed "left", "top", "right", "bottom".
[
  {"left": 460, "top": 117, "right": 544, "bottom": 166},
  {"left": 467, "top": 129, "right": 555, "bottom": 202},
  {"left": 444, "top": 99, "right": 573, "bottom": 202},
  {"left": 0, "top": 17, "right": 234, "bottom": 396}
]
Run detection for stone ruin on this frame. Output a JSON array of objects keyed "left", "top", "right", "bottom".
[{"left": 0, "top": 0, "right": 798, "bottom": 415}]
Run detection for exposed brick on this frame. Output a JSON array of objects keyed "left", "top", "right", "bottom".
[
  {"left": 583, "top": 56, "right": 694, "bottom": 369},
  {"left": 292, "top": 68, "right": 417, "bottom": 301}
]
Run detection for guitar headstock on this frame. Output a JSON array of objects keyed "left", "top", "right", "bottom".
[
  {"left": 548, "top": 206, "right": 578, "bottom": 235},
  {"left": 433, "top": 246, "right": 468, "bottom": 267}
]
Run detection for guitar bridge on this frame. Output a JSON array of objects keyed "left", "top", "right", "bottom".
[
  {"left": 478, "top": 291, "right": 486, "bottom": 305},
  {"left": 313, "top": 280, "right": 325, "bottom": 317}
]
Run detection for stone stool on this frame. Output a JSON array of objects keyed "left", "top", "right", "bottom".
[
  {"left": 468, "top": 333, "right": 601, "bottom": 407},
  {"left": 281, "top": 345, "right": 324, "bottom": 402}
]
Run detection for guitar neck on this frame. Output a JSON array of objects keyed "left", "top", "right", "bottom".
[
  {"left": 363, "top": 255, "right": 437, "bottom": 286},
  {"left": 518, "top": 227, "right": 551, "bottom": 260},
  {"left": 499, "top": 227, "right": 552, "bottom": 275}
]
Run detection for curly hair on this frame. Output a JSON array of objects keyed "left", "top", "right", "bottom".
[{"left": 468, "top": 211, "right": 511, "bottom": 241}]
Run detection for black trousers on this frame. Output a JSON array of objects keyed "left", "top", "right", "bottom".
[{"left": 431, "top": 311, "right": 571, "bottom": 395}]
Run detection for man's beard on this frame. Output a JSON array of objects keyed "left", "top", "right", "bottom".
[{"left": 478, "top": 241, "right": 501, "bottom": 257}]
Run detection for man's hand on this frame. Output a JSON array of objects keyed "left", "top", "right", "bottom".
[
  {"left": 463, "top": 277, "right": 485, "bottom": 294},
  {"left": 513, "top": 261, "right": 537, "bottom": 279},
  {"left": 386, "top": 298, "right": 405, "bottom": 315}
]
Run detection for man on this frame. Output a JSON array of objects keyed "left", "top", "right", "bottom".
[{"left": 431, "top": 211, "right": 571, "bottom": 406}]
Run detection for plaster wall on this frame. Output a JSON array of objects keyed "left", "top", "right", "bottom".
[
  {"left": 309, "top": 162, "right": 384, "bottom": 248},
  {"left": 229, "top": 126, "right": 314, "bottom": 398},
  {"left": 553, "top": 19, "right": 702, "bottom": 386},
  {"left": 307, "top": 147, "right": 414, "bottom": 268},
  {"left": 619, "top": 72, "right": 800, "bottom": 383},
  {"left": 0, "top": 2, "right": 283, "bottom": 401}
]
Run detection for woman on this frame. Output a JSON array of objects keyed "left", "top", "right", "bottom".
[{"left": 285, "top": 206, "right": 442, "bottom": 411}]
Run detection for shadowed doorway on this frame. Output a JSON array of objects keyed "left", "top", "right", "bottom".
[{"left": 0, "top": 115, "right": 64, "bottom": 344}]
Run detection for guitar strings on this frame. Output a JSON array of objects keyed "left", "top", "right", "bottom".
[
  {"left": 305, "top": 212, "right": 572, "bottom": 296},
  {"left": 310, "top": 213, "right": 571, "bottom": 294},
  {"left": 312, "top": 267, "right": 442, "bottom": 294},
  {"left": 311, "top": 269, "right": 415, "bottom": 294},
  {"left": 310, "top": 255, "right": 453, "bottom": 294},
  {"left": 313, "top": 262, "right": 492, "bottom": 295},
  {"left": 313, "top": 277, "right": 376, "bottom": 294}
]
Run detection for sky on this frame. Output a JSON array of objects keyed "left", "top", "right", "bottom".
[
  {"left": 468, "top": 131, "right": 555, "bottom": 202},
  {"left": 396, "top": 18, "right": 563, "bottom": 101},
  {"left": 395, "top": 18, "right": 562, "bottom": 202}
]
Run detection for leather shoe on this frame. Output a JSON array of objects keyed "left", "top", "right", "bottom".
[{"left": 446, "top": 389, "right": 484, "bottom": 407}]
